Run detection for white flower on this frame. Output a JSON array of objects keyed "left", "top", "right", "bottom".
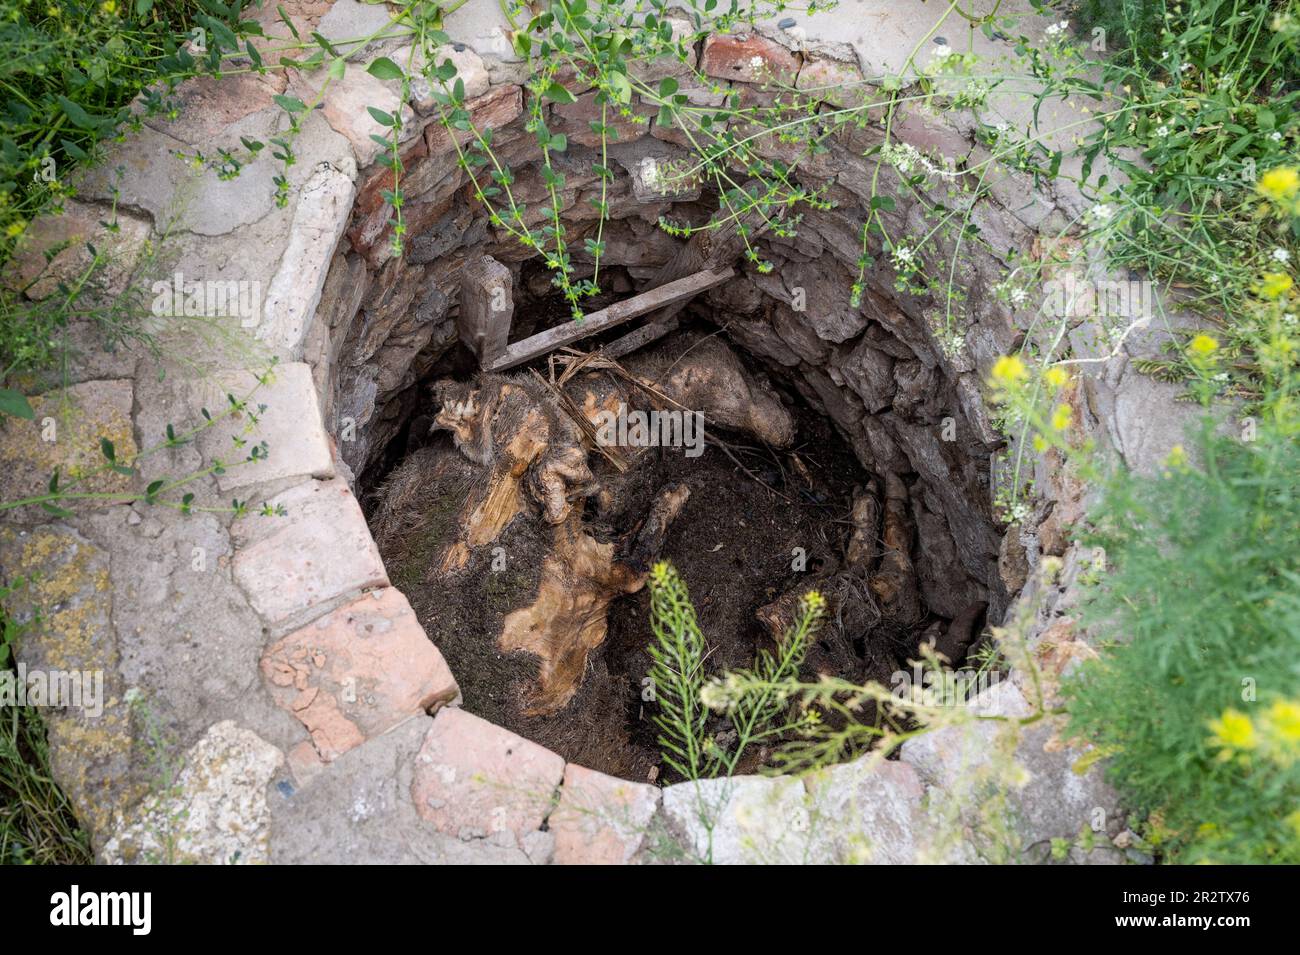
[
  {"left": 1091, "top": 203, "right": 1114, "bottom": 221},
  {"left": 1270, "top": 131, "right": 1283, "bottom": 142},
  {"left": 1273, "top": 248, "right": 1291, "bottom": 263},
  {"left": 932, "top": 43, "right": 953, "bottom": 60},
  {"left": 1010, "top": 287, "right": 1028, "bottom": 305},
  {"left": 995, "top": 121, "right": 1010, "bottom": 134},
  {"left": 1155, "top": 125, "right": 1170, "bottom": 138},
  {"left": 892, "top": 245, "right": 916, "bottom": 266},
  {"left": 1045, "top": 20, "right": 1069, "bottom": 38},
  {"left": 747, "top": 55, "right": 765, "bottom": 76},
  {"left": 882, "top": 141, "right": 920, "bottom": 174}
]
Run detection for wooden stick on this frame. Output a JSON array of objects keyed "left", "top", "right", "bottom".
[{"left": 488, "top": 267, "right": 733, "bottom": 371}]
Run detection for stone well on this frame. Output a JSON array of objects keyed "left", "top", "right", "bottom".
[{"left": 0, "top": 0, "right": 1204, "bottom": 863}]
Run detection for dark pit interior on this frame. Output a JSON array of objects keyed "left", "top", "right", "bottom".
[
  {"left": 326, "top": 129, "right": 1009, "bottom": 783},
  {"left": 352, "top": 262, "right": 1004, "bottom": 784}
]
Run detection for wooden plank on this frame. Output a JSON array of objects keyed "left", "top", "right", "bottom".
[
  {"left": 458, "top": 254, "right": 513, "bottom": 365},
  {"left": 488, "top": 267, "right": 733, "bottom": 371},
  {"left": 602, "top": 315, "right": 680, "bottom": 359}
]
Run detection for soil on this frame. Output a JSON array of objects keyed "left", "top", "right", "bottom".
[{"left": 363, "top": 326, "right": 913, "bottom": 784}]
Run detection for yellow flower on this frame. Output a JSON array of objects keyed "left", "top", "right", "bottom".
[
  {"left": 1032, "top": 434, "right": 1048, "bottom": 452},
  {"left": 990, "top": 354, "right": 1028, "bottom": 387},
  {"left": 1287, "top": 810, "right": 1300, "bottom": 840},
  {"left": 1258, "top": 166, "right": 1300, "bottom": 202},
  {"left": 1164, "top": 444, "right": 1187, "bottom": 470},
  {"left": 1188, "top": 333, "right": 1218, "bottom": 356},
  {"left": 100, "top": 0, "right": 117, "bottom": 13},
  {"left": 1208, "top": 708, "right": 1257, "bottom": 751},
  {"left": 1257, "top": 272, "right": 1294, "bottom": 299},
  {"left": 1045, "top": 366, "right": 1069, "bottom": 388},
  {"left": 1050, "top": 403, "right": 1073, "bottom": 431},
  {"left": 5, "top": 221, "right": 24, "bottom": 239},
  {"left": 1265, "top": 699, "right": 1300, "bottom": 743}
]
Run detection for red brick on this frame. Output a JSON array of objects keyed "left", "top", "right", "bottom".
[
  {"left": 701, "top": 33, "right": 800, "bottom": 85},
  {"left": 261, "top": 587, "right": 459, "bottom": 762},
  {"left": 411, "top": 708, "right": 564, "bottom": 846},
  {"left": 551, "top": 764, "right": 660, "bottom": 864}
]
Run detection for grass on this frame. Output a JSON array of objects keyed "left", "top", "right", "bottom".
[
  {"left": 1064, "top": 0, "right": 1299, "bottom": 408},
  {"left": 0, "top": 587, "right": 92, "bottom": 864},
  {"left": 0, "top": 0, "right": 249, "bottom": 405}
]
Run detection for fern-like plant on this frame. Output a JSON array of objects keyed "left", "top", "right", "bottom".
[
  {"left": 646, "top": 561, "right": 824, "bottom": 781},
  {"left": 646, "top": 562, "right": 712, "bottom": 781}
]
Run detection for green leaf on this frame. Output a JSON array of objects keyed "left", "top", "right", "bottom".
[
  {"left": 658, "top": 77, "right": 678, "bottom": 98},
  {"left": 41, "top": 502, "right": 75, "bottom": 519},
  {"left": 328, "top": 57, "right": 346, "bottom": 81},
  {"left": 272, "top": 94, "right": 307, "bottom": 114},
  {"left": 0, "top": 388, "right": 34, "bottom": 420},
  {"left": 608, "top": 71, "right": 632, "bottom": 105},
  {"left": 367, "top": 106, "right": 396, "bottom": 127},
  {"left": 366, "top": 57, "right": 405, "bottom": 81},
  {"left": 545, "top": 81, "right": 576, "bottom": 104},
  {"left": 100, "top": 438, "right": 116, "bottom": 463},
  {"left": 56, "top": 96, "right": 99, "bottom": 131},
  {"left": 276, "top": 5, "right": 300, "bottom": 40}
]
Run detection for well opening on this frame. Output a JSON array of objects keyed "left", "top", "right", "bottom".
[{"left": 332, "top": 168, "right": 1007, "bottom": 783}]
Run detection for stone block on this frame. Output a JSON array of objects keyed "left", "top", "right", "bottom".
[
  {"left": 701, "top": 33, "right": 800, "bottom": 84},
  {"left": 410, "top": 707, "right": 564, "bottom": 849},
  {"left": 231, "top": 478, "right": 387, "bottom": 624},
  {"left": 551, "top": 763, "right": 661, "bottom": 865},
  {"left": 0, "top": 379, "right": 136, "bottom": 519},
  {"left": 261, "top": 588, "right": 459, "bottom": 762},
  {"left": 192, "top": 361, "right": 333, "bottom": 491},
  {"left": 2, "top": 200, "right": 152, "bottom": 301}
]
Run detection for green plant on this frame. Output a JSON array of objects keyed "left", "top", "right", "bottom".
[
  {"left": 1068, "top": 0, "right": 1298, "bottom": 397},
  {"left": 1064, "top": 414, "right": 1300, "bottom": 863},
  {"left": 0, "top": 0, "right": 259, "bottom": 408},
  {"left": 1, "top": 358, "right": 287, "bottom": 518},
  {"left": 646, "top": 560, "right": 823, "bottom": 782},
  {"left": 0, "top": 583, "right": 92, "bottom": 865},
  {"left": 0, "top": 0, "right": 229, "bottom": 251}
]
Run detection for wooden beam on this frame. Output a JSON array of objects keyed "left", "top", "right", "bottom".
[
  {"left": 487, "top": 267, "right": 733, "bottom": 371},
  {"left": 458, "top": 254, "right": 513, "bottom": 366},
  {"left": 602, "top": 314, "right": 680, "bottom": 359}
]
